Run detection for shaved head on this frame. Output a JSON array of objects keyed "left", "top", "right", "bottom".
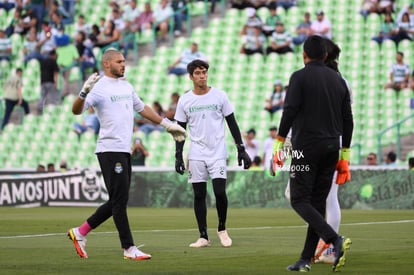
[
  {"left": 102, "top": 48, "right": 121, "bottom": 62},
  {"left": 101, "top": 48, "right": 125, "bottom": 78}
]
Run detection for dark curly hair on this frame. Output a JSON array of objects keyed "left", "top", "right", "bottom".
[{"left": 187, "top": 59, "right": 209, "bottom": 75}]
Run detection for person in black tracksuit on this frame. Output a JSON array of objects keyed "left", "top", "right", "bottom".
[{"left": 275, "top": 35, "right": 354, "bottom": 271}]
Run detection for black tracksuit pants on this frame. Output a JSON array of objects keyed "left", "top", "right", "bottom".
[
  {"left": 289, "top": 139, "right": 340, "bottom": 261},
  {"left": 87, "top": 152, "right": 134, "bottom": 249}
]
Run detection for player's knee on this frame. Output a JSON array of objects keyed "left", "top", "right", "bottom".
[
  {"left": 193, "top": 182, "right": 207, "bottom": 200},
  {"left": 212, "top": 178, "right": 226, "bottom": 197},
  {"left": 194, "top": 192, "right": 206, "bottom": 201}
]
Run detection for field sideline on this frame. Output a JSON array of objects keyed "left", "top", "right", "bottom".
[{"left": 0, "top": 208, "right": 413, "bottom": 274}]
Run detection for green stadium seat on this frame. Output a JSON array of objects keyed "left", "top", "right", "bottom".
[
  {"left": 382, "top": 38, "right": 397, "bottom": 52},
  {"left": 397, "top": 39, "right": 412, "bottom": 60},
  {"left": 136, "top": 29, "right": 155, "bottom": 45},
  {"left": 10, "top": 33, "right": 23, "bottom": 55},
  {"left": 256, "top": 7, "right": 269, "bottom": 22},
  {"left": 188, "top": 1, "right": 207, "bottom": 17},
  {"left": 0, "top": 9, "right": 6, "bottom": 29},
  {"left": 26, "top": 59, "right": 40, "bottom": 76},
  {"left": 286, "top": 5, "right": 300, "bottom": 23},
  {"left": 407, "top": 150, "right": 414, "bottom": 159},
  {"left": 172, "top": 36, "right": 188, "bottom": 52},
  {"left": 207, "top": 20, "right": 224, "bottom": 40},
  {"left": 0, "top": 59, "right": 11, "bottom": 78},
  {"left": 225, "top": 8, "right": 241, "bottom": 21},
  {"left": 69, "top": 66, "right": 81, "bottom": 82},
  {"left": 364, "top": 12, "right": 380, "bottom": 32}
]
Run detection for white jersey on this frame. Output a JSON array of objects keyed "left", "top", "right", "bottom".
[
  {"left": 153, "top": 4, "right": 173, "bottom": 23},
  {"left": 310, "top": 18, "right": 332, "bottom": 39},
  {"left": 270, "top": 30, "right": 293, "bottom": 49},
  {"left": 389, "top": 62, "right": 411, "bottom": 83},
  {"left": 174, "top": 87, "right": 234, "bottom": 161},
  {"left": 177, "top": 49, "right": 207, "bottom": 69},
  {"left": 244, "top": 138, "right": 260, "bottom": 160},
  {"left": 83, "top": 76, "right": 145, "bottom": 153},
  {"left": 263, "top": 137, "right": 274, "bottom": 170}
]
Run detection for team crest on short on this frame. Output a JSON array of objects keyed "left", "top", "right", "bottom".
[
  {"left": 114, "top": 162, "right": 123, "bottom": 174},
  {"left": 219, "top": 166, "right": 225, "bottom": 175}
]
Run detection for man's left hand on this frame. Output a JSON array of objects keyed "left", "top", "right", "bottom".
[
  {"left": 237, "top": 144, "right": 251, "bottom": 169},
  {"left": 160, "top": 118, "right": 187, "bottom": 142},
  {"left": 336, "top": 148, "right": 351, "bottom": 185}
]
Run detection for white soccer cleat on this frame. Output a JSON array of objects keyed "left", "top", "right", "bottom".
[
  {"left": 123, "top": 245, "right": 151, "bottom": 260},
  {"left": 315, "top": 246, "right": 335, "bottom": 264},
  {"left": 217, "top": 230, "right": 232, "bottom": 247},
  {"left": 189, "top": 238, "right": 211, "bottom": 248},
  {"left": 67, "top": 227, "right": 88, "bottom": 258},
  {"left": 314, "top": 239, "right": 329, "bottom": 262},
  {"left": 318, "top": 253, "right": 335, "bottom": 264}
]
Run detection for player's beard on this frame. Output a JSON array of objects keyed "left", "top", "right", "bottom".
[{"left": 111, "top": 67, "right": 124, "bottom": 78}]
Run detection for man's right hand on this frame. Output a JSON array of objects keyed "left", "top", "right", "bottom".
[
  {"left": 79, "top": 73, "right": 101, "bottom": 99},
  {"left": 271, "top": 136, "right": 285, "bottom": 175},
  {"left": 175, "top": 152, "right": 185, "bottom": 175}
]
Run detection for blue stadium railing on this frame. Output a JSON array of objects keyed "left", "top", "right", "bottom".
[{"left": 377, "top": 112, "right": 414, "bottom": 162}]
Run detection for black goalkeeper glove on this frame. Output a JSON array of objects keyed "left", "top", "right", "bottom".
[
  {"left": 237, "top": 144, "right": 251, "bottom": 169},
  {"left": 175, "top": 151, "right": 185, "bottom": 175}
]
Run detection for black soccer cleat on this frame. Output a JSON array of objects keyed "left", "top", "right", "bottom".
[
  {"left": 332, "top": 236, "right": 352, "bottom": 272},
  {"left": 287, "top": 258, "right": 311, "bottom": 272}
]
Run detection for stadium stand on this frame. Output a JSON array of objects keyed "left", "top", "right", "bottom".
[{"left": 0, "top": 0, "right": 413, "bottom": 169}]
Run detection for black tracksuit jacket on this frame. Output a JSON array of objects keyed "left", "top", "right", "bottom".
[{"left": 278, "top": 60, "right": 354, "bottom": 149}]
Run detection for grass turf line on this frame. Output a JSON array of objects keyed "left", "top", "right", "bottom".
[{"left": 0, "top": 208, "right": 413, "bottom": 274}]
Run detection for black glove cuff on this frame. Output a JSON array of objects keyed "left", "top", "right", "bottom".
[
  {"left": 175, "top": 151, "right": 183, "bottom": 159},
  {"left": 236, "top": 144, "right": 245, "bottom": 153}
]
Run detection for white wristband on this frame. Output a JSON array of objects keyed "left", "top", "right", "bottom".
[
  {"left": 160, "top": 117, "right": 171, "bottom": 128},
  {"left": 79, "top": 90, "right": 87, "bottom": 99}
]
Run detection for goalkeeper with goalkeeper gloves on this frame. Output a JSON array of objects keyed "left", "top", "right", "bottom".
[
  {"left": 68, "top": 49, "right": 186, "bottom": 261},
  {"left": 174, "top": 59, "right": 251, "bottom": 249},
  {"left": 273, "top": 36, "right": 353, "bottom": 272}
]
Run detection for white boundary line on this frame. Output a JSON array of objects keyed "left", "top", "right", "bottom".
[{"left": 1, "top": 219, "right": 413, "bottom": 239}]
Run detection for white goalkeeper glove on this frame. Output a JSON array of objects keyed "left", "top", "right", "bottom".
[
  {"left": 79, "top": 73, "right": 101, "bottom": 99},
  {"left": 160, "top": 118, "right": 187, "bottom": 142}
]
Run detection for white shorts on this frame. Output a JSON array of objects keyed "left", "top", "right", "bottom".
[{"left": 188, "top": 159, "right": 227, "bottom": 183}]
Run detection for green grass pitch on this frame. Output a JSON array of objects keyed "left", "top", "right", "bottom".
[{"left": 0, "top": 207, "right": 413, "bottom": 274}]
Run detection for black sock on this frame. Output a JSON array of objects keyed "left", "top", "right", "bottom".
[
  {"left": 192, "top": 182, "right": 208, "bottom": 240},
  {"left": 213, "top": 178, "right": 228, "bottom": 232}
]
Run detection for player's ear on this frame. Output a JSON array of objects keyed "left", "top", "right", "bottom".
[
  {"left": 302, "top": 51, "right": 309, "bottom": 63},
  {"left": 302, "top": 51, "right": 307, "bottom": 59},
  {"left": 102, "top": 60, "right": 109, "bottom": 69}
]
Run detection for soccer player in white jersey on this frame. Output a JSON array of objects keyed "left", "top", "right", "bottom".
[
  {"left": 174, "top": 59, "right": 251, "bottom": 248},
  {"left": 68, "top": 49, "right": 186, "bottom": 260}
]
